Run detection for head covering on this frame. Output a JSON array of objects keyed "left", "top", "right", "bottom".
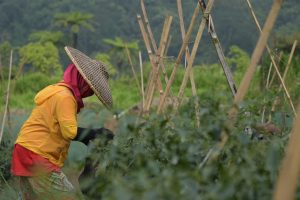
[
  {"left": 63, "top": 63, "right": 94, "bottom": 113},
  {"left": 64, "top": 46, "right": 112, "bottom": 108}
]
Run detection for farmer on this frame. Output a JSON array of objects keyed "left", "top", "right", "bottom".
[{"left": 11, "top": 46, "right": 113, "bottom": 200}]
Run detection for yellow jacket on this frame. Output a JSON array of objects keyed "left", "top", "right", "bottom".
[{"left": 16, "top": 83, "right": 77, "bottom": 167}]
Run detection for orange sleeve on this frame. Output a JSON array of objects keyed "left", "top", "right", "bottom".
[{"left": 56, "top": 95, "right": 78, "bottom": 140}]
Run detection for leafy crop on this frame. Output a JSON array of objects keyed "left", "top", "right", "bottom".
[{"left": 78, "top": 95, "right": 291, "bottom": 200}]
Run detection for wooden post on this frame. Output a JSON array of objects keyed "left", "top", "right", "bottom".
[
  {"left": 273, "top": 102, "right": 300, "bottom": 200},
  {"left": 157, "top": 2, "right": 201, "bottom": 114},
  {"left": 245, "top": 0, "right": 296, "bottom": 116},
  {"left": 229, "top": 0, "right": 284, "bottom": 119},
  {"left": 0, "top": 50, "right": 13, "bottom": 144}
]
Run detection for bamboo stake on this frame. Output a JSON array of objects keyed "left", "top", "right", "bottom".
[
  {"left": 0, "top": 50, "right": 13, "bottom": 144},
  {"left": 157, "top": 2, "right": 202, "bottom": 114},
  {"left": 282, "top": 40, "right": 297, "bottom": 81},
  {"left": 141, "top": 0, "right": 157, "bottom": 52},
  {"left": 164, "top": 35, "right": 172, "bottom": 57},
  {"left": 266, "top": 62, "right": 273, "bottom": 89},
  {"left": 177, "top": 0, "right": 198, "bottom": 95},
  {"left": 273, "top": 102, "right": 300, "bottom": 200},
  {"left": 229, "top": 0, "right": 284, "bottom": 119},
  {"left": 139, "top": 51, "right": 145, "bottom": 109},
  {"left": 199, "top": 0, "right": 237, "bottom": 96},
  {"left": 261, "top": 62, "right": 273, "bottom": 123},
  {"left": 125, "top": 44, "right": 142, "bottom": 94},
  {"left": 269, "top": 40, "right": 298, "bottom": 119},
  {"left": 269, "top": 51, "right": 283, "bottom": 87},
  {"left": 137, "top": 15, "right": 163, "bottom": 103},
  {"left": 177, "top": 0, "right": 200, "bottom": 127},
  {"left": 245, "top": 0, "right": 296, "bottom": 116},
  {"left": 177, "top": 0, "right": 214, "bottom": 104},
  {"left": 145, "top": 16, "right": 173, "bottom": 112},
  {"left": 140, "top": 0, "right": 169, "bottom": 84}
]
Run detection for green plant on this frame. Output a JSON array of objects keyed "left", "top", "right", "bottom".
[
  {"left": 19, "top": 42, "right": 62, "bottom": 75},
  {"left": 54, "top": 11, "right": 94, "bottom": 48}
]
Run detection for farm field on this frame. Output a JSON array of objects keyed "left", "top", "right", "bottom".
[{"left": 1, "top": 0, "right": 300, "bottom": 199}]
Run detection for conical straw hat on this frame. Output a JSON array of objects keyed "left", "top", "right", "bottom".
[{"left": 64, "top": 46, "right": 113, "bottom": 108}]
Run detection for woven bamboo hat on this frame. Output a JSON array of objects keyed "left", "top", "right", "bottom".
[{"left": 64, "top": 46, "right": 113, "bottom": 108}]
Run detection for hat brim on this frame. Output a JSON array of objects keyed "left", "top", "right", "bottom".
[{"left": 64, "top": 46, "right": 113, "bottom": 109}]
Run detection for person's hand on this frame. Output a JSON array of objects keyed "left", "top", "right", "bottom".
[{"left": 74, "top": 127, "right": 114, "bottom": 145}]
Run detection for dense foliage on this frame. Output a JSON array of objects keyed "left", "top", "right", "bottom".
[{"left": 79, "top": 95, "right": 292, "bottom": 200}]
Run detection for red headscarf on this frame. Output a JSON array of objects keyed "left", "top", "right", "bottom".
[{"left": 62, "top": 63, "right": 94, "bottom": 113}]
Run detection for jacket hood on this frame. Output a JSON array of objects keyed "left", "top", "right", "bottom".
[{"left": 34, "top": 84, "right": 68, "bottom": 106}]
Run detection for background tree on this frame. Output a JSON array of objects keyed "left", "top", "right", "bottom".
[
  {"left": 54, "top": 11, "right": 94, "bottom": 48},
  {"left": 103, "top": 37, "right": 139, "bottom": 72},
  {"left": 18, "top": 42, "right": 62, "bottom": 76},
  {"left": 28, "top": 31, "right": 64, "bottom": 46}
]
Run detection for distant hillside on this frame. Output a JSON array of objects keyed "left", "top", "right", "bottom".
[{"left": 0, "top": 0, "right": 299, "bottom": 62}]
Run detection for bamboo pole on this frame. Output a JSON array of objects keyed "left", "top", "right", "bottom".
[
  {"left": 282, "top": 40, "right": 297, "bottom": 81},
  {"left": 164, "top": 35, "right": 172, "bottom": 57},
  {"left": 198, "top": 0, "right": 237, "bottom": 96},
  {"left": 139, "top": 51, "right": 145, "bottom": 109},
  {"left": 269, "top": 51, "right": 283, "bottom": 87},
  {"left": 245, "top": 0, "right": 296, "bottom": 116},
  {"left": 157, "top": 2, "right": 202, "bottom": 114},
  {"left": 269, "top": 40, "right": 298, "bottom": 119},
  {"left": 0, "top": 50, "right": 13, "bottom": 144},
  {"left": 266, "top": 62, "right": 273, "bottom": 89},
  {"left": 145, "top": 16, "right": 173, "bottom": 112},
  {"left": 177, "top": 0, "right": 200, "bottom": 127},
  {"left": 229, "top": 0, "right": 284, "bottom": 119},
  {"left": 177, "top": 0, "right": 214, "bottom": 104},
  {"left": 141, "top": 0, "right": 157, "bottom": 52},
  {"left": 137, "top": 15, "right": 164, "bottom": 103},
  {"left": 140, "top": 0, "right": 169, "bottom": 84},
  {"left": 125, "top": 45, "right": 142, "bottom": 94},
  {"left": 273, "top": 102, "right": 300, "bottom": 200}
]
